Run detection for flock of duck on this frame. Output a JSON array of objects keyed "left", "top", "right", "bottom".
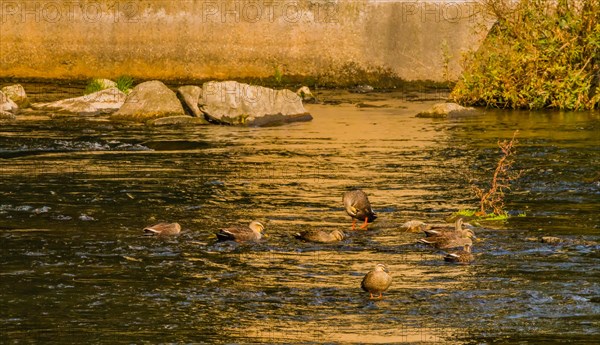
[{"left": 142, "top": 189, "right": 477, "bottom": 300}]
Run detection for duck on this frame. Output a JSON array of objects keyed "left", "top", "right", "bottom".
[
  {"left": 342, "top": 189, "right": 377, "bottom": 230},
  {"left": 143, "top": 222, "right": 181, "bottom": 236},
  {"left": 423, "top": 218, "right": 471, "bottom": 238},
  {"left": 444, "top": 243, "right": 474, "bottom": 264},
  {"left": 418, "top": 233, "right": 474, "bottom": 249},
  {"left": 361, "top": 264, "right": 392, "bottom": 299},
  {"left": 294, "top": 229, "right": 345, "bottom": 243},
  {"left": 216, "top": 221, "right": 266, "bottom": 242},
  {"left": 417, "top": 219, "right": 475, "bottom": 249}
]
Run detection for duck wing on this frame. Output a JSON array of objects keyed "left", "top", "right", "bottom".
[{"left": 217, "top": 226, "right": 259, "bottom": 242}]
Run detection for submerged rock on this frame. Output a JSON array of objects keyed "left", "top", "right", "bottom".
[
  {"left": 0, "top": 91, "right": 19, "bottom": 113},
  {"left": 0, "top": 110, "right": 16, "bottom": 120},
  {"left": 32, "top": 88, "right": 126, "bottom": 115},
  {"left": 350, "top": 84, "right": 374, "bottom": 93},
  {"left": 416, "top": 102, "right": 476, "bottom": 118},
  {"left": 541, "top": 236, "right": 563, "bottom": 245},
  {"left": 1, "top": 84, "right": 29, "bottom": 108},
  {"left": 176, "top": 85, "right": 208, "bottom": 123},
  {"left": 199, "top": 81, "right": 312, "bottom": 126},
  {"left": 149, "top": 115, "right": 208, "bottom": 126},
  {"left": 112, "top": 81, "right": 185, "bottom": 121}
]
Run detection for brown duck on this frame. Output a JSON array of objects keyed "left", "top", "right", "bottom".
[
  {"left": 343, "top": 189, "right": 377, "bottom": 230},
  {"left": 444, "top": 243, "right": 474, "bottom": 264},
  {"left": 418, "top": 219, "right": 475, "bottom": 249},
  {"left": 143, "top": 222, "right": 181, "bottom": 236},
  {"left": 216, "top": 221, "right": 266, "bottom": 242},
  {"left": 361, "top": 264, "right": 392, "bottom": 299},
  {"left": 294, "top": 229, "right": 345, "bottom": 243}
]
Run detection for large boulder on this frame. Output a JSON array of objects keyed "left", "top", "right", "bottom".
[
  {"left": 199, "top": 81, "right": 312, "bottom": 126},
  {"left": 416, "top": 102, "right": 477, "bottom": 118},
  {"left": 0, "top": 91, "right": 19, "bottom": 113},
  {"left": 176, "top": 85, "right": 208, "bottom": 123},
  {"left": 112, "top": 81, "right": 184, "bottom": 121},
  {"left": 1, "top": 84, "right": 29, "bottom": 107},
  {"left": 32, "top": 88, "right": 126, "bottom": 115}
]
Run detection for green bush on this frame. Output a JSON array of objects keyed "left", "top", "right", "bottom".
[{"left": 452, "top": 0, "right": 600, "bottom": 110}]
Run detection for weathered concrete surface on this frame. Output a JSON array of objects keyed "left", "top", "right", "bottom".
[{"left": 0, "top": 1, "right": 491, "bottom": 83}]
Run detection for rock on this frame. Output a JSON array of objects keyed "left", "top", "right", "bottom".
[
  {"left": 1, "top": 84, "right": 29, "bottom": 107},
  {"left": 176, "top": 85, "right": 208, "bottom": 123},
  {"left": 541, "top": 236, "right": 563, "bottom": 245},
  {"left": 200, "top": 81, "right": 312, "bottom": 126},
  {"left": 32, "top": 88, "right": 126, "bottom": 115},
  {"left": 0, "top": 91, "right": 19, "bottom": 113},
  {"left": 350, "top": 85, "right": 374, "bottom": 93},
  {"left": 94, "top": 78, "right": 117, "bottom": 89},
  {"left": 112, "top": 81, "right": 185, "bottom": 121},
  {"left": 296, "top": 86, "right": 317, "bottom": 103},
  {"left": 400, "top": 220, "right": 427, "bottom": 232},
  {"left": 0, "top": 110, "right": 16, "bottom": 120},
  {"left": 416, "top": 102, "right": 476, "bottom": 118},
  {"left": 149, "top": 115, "right": 209, "bottom": 126}
]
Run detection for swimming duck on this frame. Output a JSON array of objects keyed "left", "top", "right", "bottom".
[
  {"left": 216, "top": 221, "right": 265, "bottom": 242},
  {"left": 444, "top": 243, "right": 474, "bottom": 264},
  {"left": 343, "top": 189, "right": 377, "bottom": 230},
  {"left": 417, "top": 219, "right": 475, "bottom": 249},
  {"left": 361, "top": 263, "right": 392, "bottom": 299},
  {"left": 418, "top": 232, "right": 474, "bottom": 249},
  {"left": 294, "top": 229, "right": 345, "bottom": 243},
  {"left": 143, "top": 222, "right": 181, "bottom": 236},
  {"left": 423, "top": 218, "right": 471, "bottom": 238}
]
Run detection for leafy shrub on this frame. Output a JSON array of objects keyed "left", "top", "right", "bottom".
[{"left": 452, "top": 0, "right": 600, "bottom": 110}]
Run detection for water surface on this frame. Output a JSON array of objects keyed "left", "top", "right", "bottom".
[{"left": 1, "top": 87, "right": 599, "bottom": 344}]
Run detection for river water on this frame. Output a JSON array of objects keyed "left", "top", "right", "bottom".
[{"left": 1, "top": 86, "right": 599, "bottom": 344}]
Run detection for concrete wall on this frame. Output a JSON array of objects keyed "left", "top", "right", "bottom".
[{"left": 0, "top": 1, "right": 491, "bottom": 83}]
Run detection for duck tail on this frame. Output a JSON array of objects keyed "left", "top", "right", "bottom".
[
  {"left": 367, "top": 213, "right": 377, "bottom": 223},
  {"left": 215, "top": 231, "right": 232, "bottom": 242},
  {"left": 444, "top": 253, "right": 459, "bottom": 262},
  {"left": 143, "top": 229, "right": 159, "bottom": 236},
  {"left": 417, "top": 238, "right": 434, "bottom": 245}
]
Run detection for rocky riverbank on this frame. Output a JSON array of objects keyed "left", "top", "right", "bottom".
[
  {"left": 1, "top": 80, "right": 315, "bottom": 127},
  {"left": 1, "top": 79, "right": 476, "bottom": 126}
]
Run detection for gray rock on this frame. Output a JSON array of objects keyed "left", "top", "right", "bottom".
[
  {"left": 176, "top": 85, "right": 208, "bottom": 122},
  {"left": 149, "top": 115, "right": 208, "bottom": 126},
  {"left": 296, "top": 86, "right": 317, "bottom": 103},
  {"left": 0, "top": 91, "right": 19, "bottom": 113},
  {"left": 541, "top": 236, "right": 563, "bottom": 245},
  {"left": 0, "top": 110, "right": 16, "bottom": 120},
  {"left": 199, "top": 81, "right": 312, "bottom": 126},
  {"left": 112, "top": 81, "right": 185, "bottom": 121},
  {"left": 94, "top": 79, "right": 117, "bottom": 90},
  {"left": 1, "top": 84, "right": 29, "bottom": 107},
  {"left": 32, "top": 87, "right": 126, "bottom": 115},
  {"left": 416, "top": 102, "right": 476, "bottom": 118}
]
